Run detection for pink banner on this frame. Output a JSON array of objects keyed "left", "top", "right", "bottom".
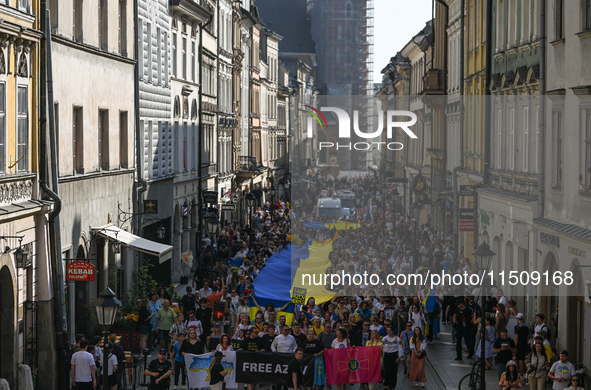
[{"left": 324, "top": 346, "right": 382, "bottom": 385}]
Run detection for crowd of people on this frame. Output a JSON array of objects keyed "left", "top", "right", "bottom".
[{"left": 70, "top": 173, "right": 583, "bottom": 390}]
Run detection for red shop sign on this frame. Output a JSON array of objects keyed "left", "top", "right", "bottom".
[
  {"left": 459, "top": 220, "right": 474, "bottom": 232},
  {"left": 66, "top": 261, "right": 96, "bottom": 282}
]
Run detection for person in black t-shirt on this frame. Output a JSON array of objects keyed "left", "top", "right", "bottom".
[
  {"left": 195, "top": 298, "right": 213, "bottom": 344},
  {"left": 288, "top": 349, "right": 304, "bottom": 390},
  {"left": 261, "top": 325, "right": 277, "bottom": 351},
  {"left": 144, "top": 349, "right": 172, "bottom": 390},
  {"left": 181, "top": 287, "right": 197, "bottom": 319},
  {"left": 300, "top": 330, "right": 324, "bottom": 357},
  {"left": 209, "top": 351, "right": 229, "bottom": 390},
  {"left": 241, "top": 329, "right": 264, "bottom": 351},
  {"left": 291, "top": 322, "right": 307, "bottom": 346},
  {"left": 492, "top": 329, "right": 517, "bottom": 380},
  {"left": 513, "top": 313, "right": 530, "bottom": 377},
  {"left": 453, "top": 298, "right": 475, "bottom": 360}
]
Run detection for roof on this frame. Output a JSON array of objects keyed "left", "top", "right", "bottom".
[
  {"left": 534, "top": 218, "right": 591, "bottom": 241},
  {"left": 255, "top": 0, "right": 316, "bottom": 54},
  {"left": 0, "top": 199, "right": 53, "bottom": 222}
]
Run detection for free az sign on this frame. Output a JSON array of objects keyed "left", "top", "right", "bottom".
[{"left": 66, "top": 261, "right": 96, "bottom": 282}]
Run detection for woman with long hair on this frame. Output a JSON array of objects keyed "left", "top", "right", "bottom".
[
  {"left": 496, "top": 303, "right": 507, "bottom": 338},
  {"left": 382, "top": 326, "right": 403, "bottom": 390},
  {"left": 527, "top": 342, "right": 550, "bottom": 390},
  {"left": 147, "top": 292, "right": 162, "bottom": 347},
  {"left": 331, "top": 328, "right": 350, "bottom": 390},
  {"left": 409, "top": 326, "right": 426, "bottom": 387},
  {"left": 408, "top": 304, "right": 426, "bottom": 333},
  {"left": 505, "top": 300, "right": 518, "bottom": 341},
  {"left": 180, "top": 328, "right": 204, "bottom": 357},
  {"left": 499, "top": 360, "right": 522, "bottom": 389},
  {"left": 208, "top": 351, "right": 229, "bottom": 390},
  {"left": 475, "top": 316, "right": 495, "bottom": 369},
  {"left": 300, "top": 315, "right": 311, "bottom": 334},
  {"left": 565, "top": 375, "right": 583, "bottom": 390},
  {"left": 137, "top": 298, "right": 153, "bottom": 351},
  {"left": 216, "top": 334, "right": 234, "bottom": 352},
  {"left": 366, "top": 330, "right": 384, "bottom": 390}
]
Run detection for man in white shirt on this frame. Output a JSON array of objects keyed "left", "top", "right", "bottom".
[
  {"left": 548, "top": 350, "right": 576, "bottom": 390},
  {"left": 532, "top": 313, "right": 549, "bottom": 347},
  {"left": 71, "top": 340, "right": 96, "bottom": 390},
  {"left": 198, "top": 281, "right": 213, "bottom": 299},
  {"left": 272, "top": 325, "right": 298, "bottom": 353},
  {"left": 497, "top": 289, "right": 508, "bottom": 308}
]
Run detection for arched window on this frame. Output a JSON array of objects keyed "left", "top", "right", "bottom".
[
  {"left": 191, "top": 99, "right": 197, "bottom": 120},
  {"left": 174, "top": 96, "right": 180, "bottom": 118},
  {"left": 345, "top": 1, "right": 353, "bottom": 17}
]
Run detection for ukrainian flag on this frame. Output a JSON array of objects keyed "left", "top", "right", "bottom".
[
  {"left": 421, "top": 286, "right": 437, "bottom": 337},
  {"left": 248, "top": 240, "right": 336, "bottom": 324}
]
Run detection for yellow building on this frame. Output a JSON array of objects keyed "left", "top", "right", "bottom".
[
  {"left": 459, "top": 0, "right": 486, "bottom": 260},
  {"left": 0, "top": 0, "right": 54, "bottom": 388}
]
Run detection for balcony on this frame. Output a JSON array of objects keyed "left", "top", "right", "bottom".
[
  {"left": 234, "top": 156, "right": 258, "bottom": 183},
  {"left": 422, "top": 69, "right": 445, "bottom": 96},
  {"left": 201, "top": 163, "right": 218, "bottom": 177},
  {"left": 0, "top": 174, "right": 53, "bottom": 222}
]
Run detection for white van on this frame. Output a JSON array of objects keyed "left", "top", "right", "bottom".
[{"left": 316, "top": 197, "right": 342, "bottom": 219}]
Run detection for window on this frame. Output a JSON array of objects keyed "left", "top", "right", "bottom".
[
  {"left": 49, "top": 0, "right": 58, "bottom": 31},
  {"left": 345, "top": 1, "right": 353, "bottom": 17},
  {"left": 497, "top": 109, "right": 502, "bottom": 168},
  {"left": 509, "top": 108, "right": 515, "bottom": 170},
  {"left": 19, "top": 0, "right": 30, "bottom": 12},
  {"left": 337, "top": 24, "right": 342, "bottom": 40},
  {"left": 98, "top": 109, "right": 109, "bottom": 170},
  {"left": 73, "top": 0, "right": 83, "bottom": 42},
  {"left": 138, "top": 19, "right": 144, "bottom": 80},
  {"left": 172, "top": 32, "right": 177, "bottom": 77},
  {"left": 585, "top": 111, "right": 591, "bottom": 187},
  {"left": 0, "top": 83, "right": 4, "bottom": 173},
  {"left": 148, "top": 121, "right": 154, "bottom": 179},
  {"left": 585, "top": 0, "right": 591, "bottom": 31},
  {"left": 191, "top": 124, "right": 196, "bottom": 170},
  {"left": 554, "top": 111, "right": 563, "bottom": 187},
  {"left": 182, "top": 37, "right": 187, "bottom": 80},
  {"left": 536, "top": 105, "right": 540, "bottom": 172},
  {"left": 183, "top": 123, "right": 187, "bottom": 171},
  {"left": 191, "top": 41, "right": 196, "bottom": 82},
  {"left": 556, "top": 0, "right": 564, "bottom": 40},
  {"left": 16, "top": 86, "right": 29, "bottom": 172},
  {"left": 147, "top": 23, "right": 152, "bottom": 82},
  {"left": 164, "top": 32, "right": 169, "bottom": 86},
  {"left": 120, "top": 111, "right": 128, "bottom": 168},
  {"left": 99, "top": 0, "right": 108, "bottom": 50},
  {"left": 157, "top": 27, "right": 162, "bottom": 85},
  {"left": 523, "top": 106, "right": 529, "bottom": 171},
  {"left": 73, "top": 106, "right": 83, "bottom": 173},
  {"left": 118, "top": 0, "right": 126, "bottom": 55},
  {"left": 173, "top": 122, "right": 179, "bottom": 172}
]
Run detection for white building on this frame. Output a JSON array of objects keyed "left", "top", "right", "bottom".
[
  {"left": 50, "top": 0, "right": 137, "bottom": 339},
  {"left": 168, "top": 0, "right": 211, "bottom": 282},
  {"left": 137, "top": 0, "right": 174, "bottom": 285},
  {"left": 534, "top": 0, "right": 591, "bottom": 367}
]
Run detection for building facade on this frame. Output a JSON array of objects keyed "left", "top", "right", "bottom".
[{"left": 50, "top": 0, "right": 136, "bottom": 340}]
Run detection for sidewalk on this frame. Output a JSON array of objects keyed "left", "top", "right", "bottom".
[{"left": 426, "top": 322, "right": 527, "bottom": 390}]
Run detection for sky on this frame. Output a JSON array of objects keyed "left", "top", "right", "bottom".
[{"left": 373, "top": 0, "right": 434, "bottom": 83}]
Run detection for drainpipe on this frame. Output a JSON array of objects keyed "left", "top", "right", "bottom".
[
  {"left": 40, "top": 9, "right": 69, "bottom": 390},
  {"left": 453, "top": 0, "right": 466, "bottom": 253},
  {"left": 483, "top": 0, "right": 492, "bottom": 186}
]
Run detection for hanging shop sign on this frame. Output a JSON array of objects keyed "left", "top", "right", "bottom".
[
  {"left": 412, "top": 174, "right": 428, "bottom": 196},
  {"left": 66, "top": 261, "right": 96, "bottom": 282}
]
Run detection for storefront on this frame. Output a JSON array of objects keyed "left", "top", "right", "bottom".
[{"left": 535, "top": 218, "right": 591, "bottom": 370}]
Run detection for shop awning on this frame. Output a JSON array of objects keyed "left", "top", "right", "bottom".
[{"left": 92, "top": 225, "right": 173, "bottom": 263}]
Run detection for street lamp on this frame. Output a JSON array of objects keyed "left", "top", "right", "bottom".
[
  {"left": 473, "top": 241, "right": 496, "bottom": 390},
  {"left": 206, "top": 216, "right": 220, "bottom": 236},
  {"left": 245, "top": 192, "right": 257, "bottom": 227},
  {"left": 94, "top": 287, "right": 122, "bottom": 390},
  {"left": 156, "top": 224, "right": 166, "bottom": 239}
]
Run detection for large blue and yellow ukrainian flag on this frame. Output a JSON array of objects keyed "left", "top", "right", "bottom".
[
  {"left": 302, "top": 221, "right": 360, "bottom": 231},
  {"left": 248, "top": 240, "right": 335, "bottom": 324}
]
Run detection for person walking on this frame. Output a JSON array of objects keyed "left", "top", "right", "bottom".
[
  {"left": 499, "top": 360, "right": 522, "bottom": 389},
  {"left": 156, "top": 300, "right": 177, "bottom": 353},
  {"left": 366, "top": 330, "right": 383, "bottom": 390},
  {"left": 171, "top": 333, "right": 187, "bottom": 390},
  {"left": 208, "top": 351, "right": 230, "bottom": 390},
  {"left": 145, "top": 349, "right": 173, "bottom": 390},
  {"left": 548, "top": 350, "right": 576, "bottom": 390},
  {"left": 272, "top": 325, "right": 298, "bottom": 353},
  {"left": 70, "top": 339, "right": 96, "bottom": 390},
  {"left": 381, "top": 326, "right": 403, "bottom": 390},
  {"left": 288, "top": 349, "right": 305, "bottom": 390},
  {"left": 400, "top": 322, "right": 413, "bottom": 377},
  {"left": 138, "top": 298, "right": 154, "bottom": 352},
  {"left": 527, "top": 342, "right": 550, "bottom": 390},
  {"left": 493, "top": 329, "right": 517, "bottom": 380},
  {"left": 409, "top": 326, "right": 426, "bottom": 387},
  {"left": 475, "top": 317, "right": 495, "bottom": 369},
  {"left": 514, "top": 313, "right": 529, "bottom": 379},
  {"left": 100, "top": 343, "right": 119, "bottom": 390},
  {"left": 506, "top": 300, "right": 518, "bottom": 341},
  {"left": 301, "top": 330, "right": 325, "bottom": 390},
  {"left": 453, "top": 298, "right": 474, "bottom": 360},
  {"left": 148, "top": 293, "right": 162, "bottom": 347},
  {"left": 331, "top": 328, "right": 350, "bottom": 390}
]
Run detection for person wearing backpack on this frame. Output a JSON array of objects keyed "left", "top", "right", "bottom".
[{"left": 532, "top": 313, "right": 550, "bottom": 348}]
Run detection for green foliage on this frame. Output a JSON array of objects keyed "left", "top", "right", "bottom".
[{"left": 120, "top": 265, "right": 157, "bottom": 315}]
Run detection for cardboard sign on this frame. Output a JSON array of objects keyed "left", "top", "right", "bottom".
[
  {"left": 66, "top": 261, "right": 95, "bottom": 282},
  {"left": 291, "top": 287, "right": 307, "bottom": 305}
]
